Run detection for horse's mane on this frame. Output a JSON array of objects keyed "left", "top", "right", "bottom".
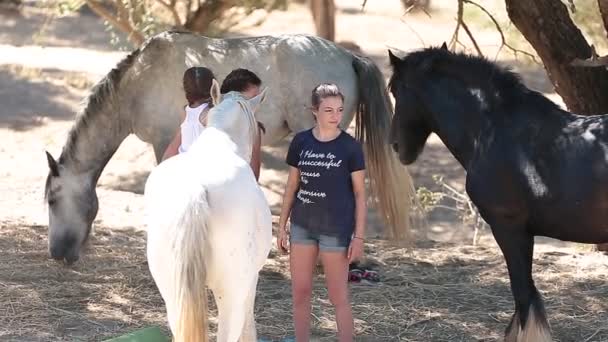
[
  {"left": 392, "top": 47, "right": 561, "bottom": 113},
  {"left": 45, "top": 45, "right": 142, "bottom": 199},
  {"left": 59, "top": 47, "right": 142, "bottom": 166}
]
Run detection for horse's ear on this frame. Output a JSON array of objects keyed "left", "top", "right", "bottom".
[
  {"left": 210, "top": 78, "right": 221, "bottom": 106},
  {"left": 441, "top": 42, "right": 448, "bottom": 50},
  {"left": 388, "top": 49, "right": 401, "bottom": 66},
  {"left": 46, "top": 151, "right": 59, "bottom": 177},
  {"left": 248, "top": 87, "right": 268, "bottom": 113}
]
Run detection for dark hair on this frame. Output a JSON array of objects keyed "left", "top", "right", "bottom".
[
  {"left": 220, "top": 68, "right": 262, "bottom": 94},
  {"left": 183, "top": 67, "right": 215, "bottom": 106},
  {"left": 311, "top": 83, "right": 344, "bottom": 110}
]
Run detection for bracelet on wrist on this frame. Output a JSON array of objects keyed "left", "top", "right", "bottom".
[{"left": 353, "top": 236, "right": 364, "bottom": 240}]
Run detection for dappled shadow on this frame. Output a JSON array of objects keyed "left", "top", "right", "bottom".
[
  {"left": 0, "top": 66, "right": 88, "bottom": 130},
  {"left": 0, "top": 6, "right": 129, "bottom": 51},
  {"left": 258, "top": 240, "right": 608, "bottom": 341},
  {"left": 2, "top": 222, "right": 606, "bottom": 341},
  {"left": 348, "top": 242, "right": 608, "bottom": 341},
  {"left": 261, "top": 148, "right": 289, "bottom": 173},
  {"left": 0, "top": 223, "right": 167, "bottom": 341},
  {"left": 408, "top": 140, "right": 465, "bottom": 191},
  {"left": 103, "top": 170, "right": 151, "bottom": 195}
]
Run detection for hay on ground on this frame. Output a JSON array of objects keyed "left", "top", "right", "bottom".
[{"left": 1, "top": 222, "right": 607, "bottom": 341}]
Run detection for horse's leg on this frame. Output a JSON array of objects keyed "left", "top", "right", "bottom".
[
  {"left": 492, "top": 228, "right": 551, "bottom": 342},
  {"left": 238, "top": 275, "right": 259, "bottom": 342},
  {"left": 211, "top": 273, "right": 255, "bottom": 342},
  {"left": 147, "top": 235, "right": 179, "bottom": 336}
]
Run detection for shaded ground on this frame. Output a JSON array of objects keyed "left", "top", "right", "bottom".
[
  {"left": 2, "top": 222, "right": 607, "bottom": 341},
  {"left": 1, "top": 1, "right": 605, "bottom": 341}
]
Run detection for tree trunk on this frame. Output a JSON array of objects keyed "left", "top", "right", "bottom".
[
  {"left": 505, "top": 0, "right": 608, "bottom": 253},
  {"left": 505, "top": 0, "right": 608, "bottom": 115},
  {"left": 184, "top": 0, "right": 231, "bottom": 34},
  {"left": 310, "top": 0, "right": 335, "bottom": 41},
  {"left": 599, "top": 0, "right": 608, "bottom": 41}
]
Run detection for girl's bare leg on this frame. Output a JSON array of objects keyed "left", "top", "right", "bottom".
[
  {"left": 290, "top": 244, "right": 319, "bottom": 342},
  {"left": 320, "top": 250, "right": 353, "bottom": 342}
]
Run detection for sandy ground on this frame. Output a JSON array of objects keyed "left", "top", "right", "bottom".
[{"left": 1, "top": 1, "right": 606, "bottom": 341}]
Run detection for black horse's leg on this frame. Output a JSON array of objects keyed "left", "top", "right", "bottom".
[{"left": 492, "top": 228, "right": 551, "bottom": 342}]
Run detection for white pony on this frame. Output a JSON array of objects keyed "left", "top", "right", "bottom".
[{"left": 144, "top": 80, "right": 271, "bottom": 342}]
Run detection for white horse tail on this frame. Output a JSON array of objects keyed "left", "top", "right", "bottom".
[
  {"left": 172, "top": 187, "right": 210, "bottom": 342},
  {"left": 351, "top": 55, "right": 418, "bottom": 244}
]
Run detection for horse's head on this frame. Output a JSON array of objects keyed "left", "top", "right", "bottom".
[
  {"left": 387, "top": 43, "right": 450, "bottom": 164},
  {"left": 44, "top": 152, "right": 97, "bottom": 264},
  {"left": 389, "top": 44, "right": 517, "bottom": 167},
  {"left": 206, "top": 79, "right": 268, "bottom": 162}
]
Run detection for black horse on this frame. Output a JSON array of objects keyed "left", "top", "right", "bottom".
[{"left": 387, "top": 44, "right": 608, "bottom": 342}]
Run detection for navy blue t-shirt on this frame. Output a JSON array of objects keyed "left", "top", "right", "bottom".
[{"left": 286, "top": 128, "right": 365, "bottom": 239}]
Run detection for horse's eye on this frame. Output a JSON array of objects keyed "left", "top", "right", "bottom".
[{"left": 48, "top": 198, "right": 57, "bottom": 206}]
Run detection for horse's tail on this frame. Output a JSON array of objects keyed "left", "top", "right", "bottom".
[
  {"left": 171, "top": 187, "right": 210, "bottom": 342},
  {"left": 351, "top": 55, "right": 417, "bottom": 243}
]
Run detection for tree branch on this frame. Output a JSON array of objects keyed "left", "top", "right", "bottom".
[
  {"left": 186, "top": 0, "right": 195, "bottom": 21},
  {"left": 571, "top": 45, "right": 608, "bottom": 67},
  {"left": 448, "top": 0, "right": 538, "bottom": 61},
  {"left": 463, "top": 0, "right": 538, "bottom": 62},
  {"left": 85, "top": 0, "right": 144, "bottom": 45},
  {"left": 185, "top": 0, "right": 233, "bottom": 33},
  {"left": 114, "top": 0, "right": 128, "bottom": 23},
  {"left": 571, "top": 57, "right": 608, "bottom": 67},
  {"left": 462, "top": 21, "right": 483, "bottom": 56},
  {"left": 154, "top": 0, "right": 182, "bottom": 26},
  {"left": 399, "top": 17, "right": 427, "bottom": 47},
  {"left": 449, "top": 0, "right": 464, "bottom": 50}
]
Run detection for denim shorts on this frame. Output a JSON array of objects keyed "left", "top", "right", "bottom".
[{"left": 289, "top": 223, "right": 351, "bottom": 252}]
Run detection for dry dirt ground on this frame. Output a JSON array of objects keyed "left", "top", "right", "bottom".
[{"left": 1, "top": 1, "right": 607, "bottom": 341}]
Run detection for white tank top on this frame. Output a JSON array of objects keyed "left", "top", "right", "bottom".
[{"left": 178, "top": 102, "right": 209, "bottom": 154}]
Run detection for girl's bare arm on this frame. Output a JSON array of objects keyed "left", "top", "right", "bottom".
[
  {"left": 351, "top": 170, "right": 367, "bottom": 238},
  {"left": 250, "top": 126, "right": 263, "bottom": 181},
  {"left": 278, "top": 166, "right": 301, "bottom": 230},
  {"left": 161, "top": 109, "right": 186, "bottom": 162}
]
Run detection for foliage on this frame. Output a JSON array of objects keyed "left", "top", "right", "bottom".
[
  {"left": 461, "top": 0, "right": 608, "bottom": 62},
  {"left": 416, "top": 175, "right": 488, "bottom": 245},
  {"left": 48, "top": 0, "right": 288, "bottom": 46}
]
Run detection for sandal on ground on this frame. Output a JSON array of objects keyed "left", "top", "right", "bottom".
[
  {"left": 361, "top": 269, "right": 380, "bottom": 282},
  {"left": 348, "top": 268, "right": 363, "bottom": 282}
]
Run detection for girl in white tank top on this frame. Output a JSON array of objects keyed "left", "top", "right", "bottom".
[
  {"left": 161, "top": 67, "right": 216, "bottom": 161},
  {"left": 178, "top": 102, "right": 209, "bottom": 153},
  {"left": 162, "top": 67, "right": 265, "bottom": 183}
]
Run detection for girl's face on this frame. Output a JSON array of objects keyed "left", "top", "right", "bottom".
[{"left": 313, "top": 96, "right": 344, "bottom": 129}]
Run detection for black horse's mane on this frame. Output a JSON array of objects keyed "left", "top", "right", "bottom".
[{"left": 390, "top": 47, "right": 561, "bottom": 113}]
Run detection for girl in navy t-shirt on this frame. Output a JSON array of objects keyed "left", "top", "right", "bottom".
[{"left": 277, "top": 83, "right": 366, "bottom": 342}]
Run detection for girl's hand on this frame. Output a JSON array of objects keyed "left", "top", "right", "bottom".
[
  {"left": 347, "top": 237, "right": 364, "bottom": 262},
  {"left": 277, "top": 227, "right": 290, "bottom": 254}
]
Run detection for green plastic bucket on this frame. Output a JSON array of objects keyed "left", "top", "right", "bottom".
[{"left": 103, "top": 326, "right": 170, "bottom": 342}]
